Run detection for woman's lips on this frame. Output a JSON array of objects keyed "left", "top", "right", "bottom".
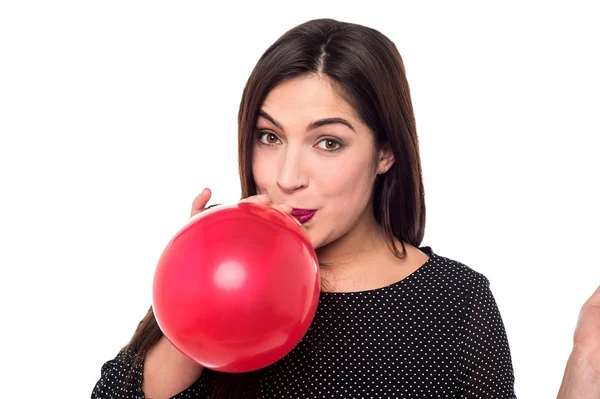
[{"left": 291, "top": 208, "right": 317, "bottom": 224}]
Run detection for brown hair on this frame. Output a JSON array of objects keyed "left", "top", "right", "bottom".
[{"left": 124, "top": 18, "right": 425, "bottom": 398}]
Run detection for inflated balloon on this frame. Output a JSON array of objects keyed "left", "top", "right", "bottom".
[{"left": 152, "top": 202, "right": 320, "bottom": 373}]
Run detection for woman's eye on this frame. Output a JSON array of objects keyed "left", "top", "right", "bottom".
[
  {"left": 258, "top": 132, "right": 280, "bottom": 145},
  {"left": 316, "top": 138, "right": 342, "bottom": 151}
]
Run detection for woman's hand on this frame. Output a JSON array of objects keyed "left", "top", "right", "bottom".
[
  {"left": 573, "top": 285, "right": 600, "bottom": 353},
  {"left": 190, "top": 188, "right": 300, "bottom": 226},
  {"left": 557, "top": 285, "right": 600, "bottom": 398}
]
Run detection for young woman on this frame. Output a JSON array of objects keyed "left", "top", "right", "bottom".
[{"left": 92, "top": 18, "right": 519, "bottom": 398}]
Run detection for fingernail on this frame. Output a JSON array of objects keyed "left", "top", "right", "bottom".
[
  {"left": 278, "top": 204, "right": 292, "bottom": 212},
  {"left": 292, "top": 216, "right": 303, "bottom": 227}
]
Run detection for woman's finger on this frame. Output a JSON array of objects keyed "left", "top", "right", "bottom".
[
  {"left": 239, "top": 195, "right": 300, "bottom": 226},
  {"left": 190, "top": 188, "right": 212, "bottom": 217},
  {"left": 239, "top": 194, "right": 271, "bottom": 205}
]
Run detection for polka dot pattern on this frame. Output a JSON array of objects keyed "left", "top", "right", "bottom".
[{"left": 92, "top": 247, "right": 517, "bottom": 398}]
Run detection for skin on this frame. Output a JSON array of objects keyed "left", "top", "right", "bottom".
[
  {"left": 251, "top": 73, "right": 429, "bottom": 292},
  {"left": 557, "top": 285, "right": 600, "bottom": 398}
]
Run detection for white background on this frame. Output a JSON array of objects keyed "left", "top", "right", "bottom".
[{"left": 1, "top": 1, "right": 598, "bottom": 398}]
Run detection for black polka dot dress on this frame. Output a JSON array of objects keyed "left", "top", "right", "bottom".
[{"left": 92, "top": 247, "right": 517, "bottom": 398}]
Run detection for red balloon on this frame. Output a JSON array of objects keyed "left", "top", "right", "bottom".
[{"left": 152, "top": 202, "right": 320, "bottom": 373}]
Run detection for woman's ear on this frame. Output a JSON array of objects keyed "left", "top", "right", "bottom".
[{"left": 376, "top": 143, "right": 395, "bottom": 175}]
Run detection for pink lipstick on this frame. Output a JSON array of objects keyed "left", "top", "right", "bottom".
[{"left": 291, "top": 208, "right": 317, "bottom": 224}]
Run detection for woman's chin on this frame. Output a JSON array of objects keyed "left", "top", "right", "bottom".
[{"left": 306, "top": 232, "right": 322, "bottom": 251}]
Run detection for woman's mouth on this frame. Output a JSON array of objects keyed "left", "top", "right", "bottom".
[{"left": 291, "top": 208, "right": 317, "bottom": 224}]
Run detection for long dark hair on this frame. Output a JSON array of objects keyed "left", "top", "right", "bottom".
[{"left": 124, "top": 18, "right": 425, "bottom": 398}]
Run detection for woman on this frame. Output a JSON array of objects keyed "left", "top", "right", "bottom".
[{"left": 92, "top": 18, "right": 517, "bottom": 398}]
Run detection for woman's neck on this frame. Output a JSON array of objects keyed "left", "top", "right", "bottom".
[
  {"left": 315, "top": 209, "right": 395, "bottom": 283},
  {"left": 315, "top": 207, "right": 429, "bottom": 293},
  {"left": 316, "top": 207, "right": 388, "bottom": 260}
]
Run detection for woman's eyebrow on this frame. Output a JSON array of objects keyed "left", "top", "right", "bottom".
[
  {"left": 307, "top": 117, "right": 355, "bottom": 132},
  {"left": 258, "top": 110, "right": 283, "bottom": 129},
  {"left": 258, "top": 110, "right": 356, "bottom": 133}
]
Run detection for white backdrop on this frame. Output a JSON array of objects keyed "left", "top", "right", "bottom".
[{"left": 1, "top": 1, "right": 598, "bottom": 398}]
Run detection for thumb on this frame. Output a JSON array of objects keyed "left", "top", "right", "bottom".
[{"left": 190, "top": 188, "right": 212, "bottom": 217}]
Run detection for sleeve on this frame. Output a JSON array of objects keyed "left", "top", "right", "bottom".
[
  {"left": 91, "top": 348, "right": 145, "bottom": 399},
  {"left": 456, "top": 274, "right": 517, "bottom": 398}
]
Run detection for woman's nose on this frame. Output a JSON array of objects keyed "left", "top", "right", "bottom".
[{"left": 276, "top": 150, "right": 308, "bottom": 193}]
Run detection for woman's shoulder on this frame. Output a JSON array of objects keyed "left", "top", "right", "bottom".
[{"left": 419, "top": 246, "right": 492, "bottom": 292}]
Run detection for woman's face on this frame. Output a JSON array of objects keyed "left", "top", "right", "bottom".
[{"left": 252, "top": 74, "right": 394, "bottom": 250}]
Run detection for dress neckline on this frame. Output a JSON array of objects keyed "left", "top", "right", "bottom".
[{"left": 320, "top": 246, "right": 435, "bottom": 296}]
